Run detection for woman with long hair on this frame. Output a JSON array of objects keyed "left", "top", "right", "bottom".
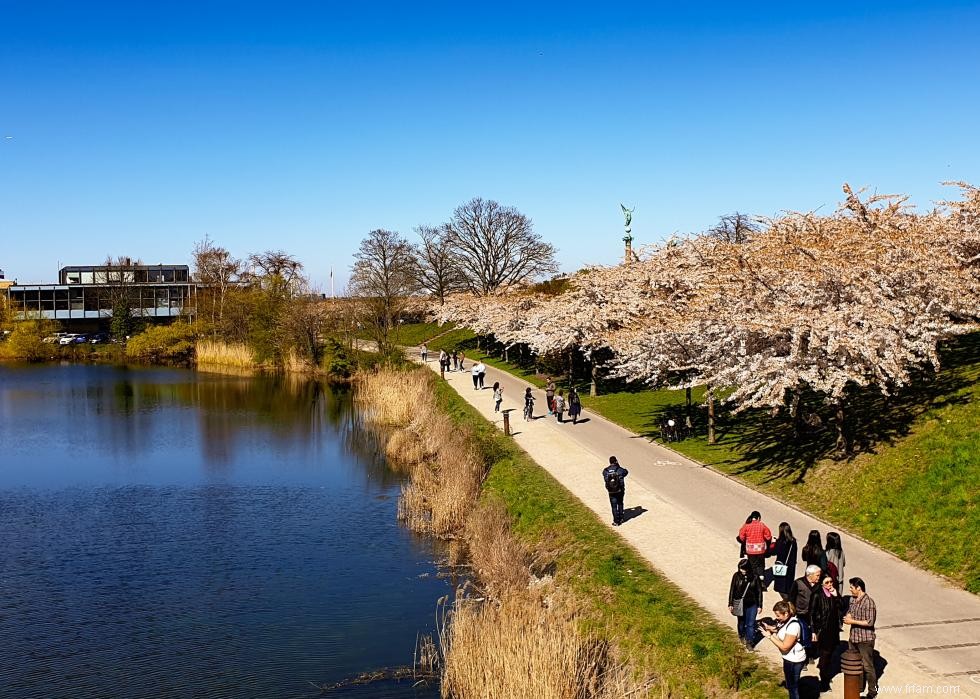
[
  {"left": 823, "top": 532, "right": 846, "bottom": 596},
  {"left": 772, "top": 522, "right": 798, "bottom": 601},
  {"left": 761, "top": 600, "right": 807, "bottom": 699},
  {"left": 801, "top": 529, "right": 825, "bottom": 571}
]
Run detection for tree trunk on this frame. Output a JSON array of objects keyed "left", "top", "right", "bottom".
[
  {"left": 834, "top": 400, "right": 850, "bottom": 455},
  {"left": 503, "top": 346, "right": 508, "bottom": 363},
  {"left": 590, "top": 363, "right": 598, "bottom": 397},
  {"left": 567, "top": 348, "right": 573, "bottom": 389},
  {"left": 790, "top": 389, "right": 802, "bottom": 439},
  {"left": 707, "top": 384, "right": 716, "bottom": 445},
  {"left": 685, "top": 385, "right": 692, "bottom": 413}
]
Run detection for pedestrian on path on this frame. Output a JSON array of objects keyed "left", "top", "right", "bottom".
[
  {"left": 772, "top": 522, "right": 798, "bottom": 601},
  {"left": 823, "top": 532, "right": 846, "bottom": 596},
  {"left": 602, "top": 456, "right": 628, "bottom": 526},
  {"left": 789, "top": 565, "right": 822, "bottom": 633},
  {"left": 545, "top": 377, "right": 556, "bottom": 415},
  {"left": 737, "top": 511, "right": 772, "bottom": 587},
  {"left": 451, "top": 350, "right": 459, "bottom": 371},
  {"left": 476, "top": 361, "right": 486, "bottom": 389},
  {"left": 811, "top": 574, "right": 842, "bottom": 693},
  {"left": 523, "top": 388, "right": 535, "bottom": 421},
  {"left": 567, "top": 387, "right": 582, "bottom": 424},
  {"left": 420, "top": 343, "right": 428, "bottom": 362},
  {"left": 492, "top": 382, "right": 503, "bottom": 412},
  {"left": 458, "top": 350, "right": 466, "bottom": 371},
  {"left": 802, "top": 530, "right": 825, "bottom": 572},
  {"left": 729, "top": 558, "right": 763, "bottom": 650},
  {"left": 554, "top": 390, "right": 566, "bottom": 423},
  {"left": 843, "top": 577, "right": 878, "bottom": 699},
  {"left": 761, "top": 601, "right": 807, "bottom": 699},
  {"left": 439, "top": 350, "right": 448, "bottom": 376},
  {"left": 471, "top": 362, "right": 481, "bottom": 390}
]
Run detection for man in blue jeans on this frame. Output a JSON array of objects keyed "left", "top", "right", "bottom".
[{"left": 602, "top": 456, "right": 629, "bottom": 526}]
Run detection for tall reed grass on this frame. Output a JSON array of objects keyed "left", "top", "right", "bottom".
[
  {"left": 196, "top": 339, "right": 257, "bottom": 369},
  {"left": 355, "top": 367, "right": 654, "bottom": 698}
]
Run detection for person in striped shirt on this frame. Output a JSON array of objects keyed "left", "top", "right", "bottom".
[{"left": 844, "top": 577, "right": 878, "bottom": 699}]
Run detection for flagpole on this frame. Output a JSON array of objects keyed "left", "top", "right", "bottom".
[{"left": 330, "top": 266, "right": 334, "bottom": 298}]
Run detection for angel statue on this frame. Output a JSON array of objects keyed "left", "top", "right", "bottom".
[{"left": 620, "top": 203, "right": 634, "bottom": 231}]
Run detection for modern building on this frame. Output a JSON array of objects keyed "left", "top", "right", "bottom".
[{"left": 3, "top": 263, "right": 196, "bottom": 328}]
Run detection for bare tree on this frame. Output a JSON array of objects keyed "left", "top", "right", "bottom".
[
  {"left": 245, "top": 250, "right": 304, "bottom": 293},
  {"left": 443, "top": 197, "right": 558, "bottom": 295},
  {"left": 706, "top": 212, "right": 760, "bottom": 244},
  {"left": 412, "top": 225, "right": 465, "bottom": 305},
  {"left": 349, "top": 229, "right": 417, "bottom": 351},
  {"left": 193, "top": 237, "right": 242, "bottom": 334}
]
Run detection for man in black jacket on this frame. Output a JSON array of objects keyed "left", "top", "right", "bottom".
[
  {"left": 602, "top": 456, "right": 629, "bottom": 526},
  {"left": 790, "top": 565, "right": 822, "bottom": 654}
]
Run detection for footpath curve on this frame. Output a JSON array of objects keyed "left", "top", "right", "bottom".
[{"left": 420, "top": 357, "right": 980, "bottom": 698}]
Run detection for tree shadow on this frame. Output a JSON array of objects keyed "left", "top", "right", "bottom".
[{"left": 644, "top": 334, "right": 980, "bottom": 484}]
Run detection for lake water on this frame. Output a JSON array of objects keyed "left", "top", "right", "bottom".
[{"left": 0, "top": 364, "right": 447, "bottom": 698}]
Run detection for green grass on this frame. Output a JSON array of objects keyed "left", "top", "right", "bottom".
[
  {"left": 389, "top": 321, "right": 447, "bottom": 348},
  {"left": 429, "top": 377, "right": 783, "bottom": 698},
  {"left": 454, "top": 332, "right": 980, "bottom": 594}
]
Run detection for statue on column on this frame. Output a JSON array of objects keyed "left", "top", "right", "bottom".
[{"left": 620, "top": 204, "right": 636, "bottom": 265}]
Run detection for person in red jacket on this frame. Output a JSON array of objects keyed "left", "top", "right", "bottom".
[{"left": 737, "top": 510, "right": 772, "bottom": 589}]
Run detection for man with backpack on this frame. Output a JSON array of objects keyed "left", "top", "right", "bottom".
[{"left": 602, "top": 456, "right": 629, "bottom": 526}]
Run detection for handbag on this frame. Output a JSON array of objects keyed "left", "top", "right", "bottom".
[
  {"left": 731, "top": 578, "right": 750, "bottom": 616},
  {"left": 773, "top": 562, "right": 789, "bottom": 577}
]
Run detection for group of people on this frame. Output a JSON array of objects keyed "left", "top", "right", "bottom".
[
  {"left": 541, "top": 376, "right": 583, "bottom": 424},
  {"left": 428, "top": 346, "right": 468, "bottom": 374},
  {"left": 731, "top": 512, "right": 878, "bottom": 698},
  {"left": 658, "top": 414, "right": 693, "bottom": 442}
]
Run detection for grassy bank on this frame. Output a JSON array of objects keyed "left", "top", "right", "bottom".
[
  {"left": 358, "top": 366, "right": 782, "bottom": 698},
  {"left": 396, "top": 322, "right": 980, "bottom": 593}
]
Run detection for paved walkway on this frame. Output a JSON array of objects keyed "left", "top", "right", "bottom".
[{"left": 422, "top": 357, "right": 980, "bottom": 698}]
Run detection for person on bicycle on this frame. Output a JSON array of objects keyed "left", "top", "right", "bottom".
[{"left": 523, "top": 387, "right": 535, "bottom": 421}]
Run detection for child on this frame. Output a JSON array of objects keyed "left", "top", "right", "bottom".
[
  {"left": 554, "top": 390, "right": 566, "bottom": 423},
  {"left": 493, "top": 382, "right": 503, "bottom": 412},
  {"left": 523, "top": 387, "right": 534, "bottom": 421}
]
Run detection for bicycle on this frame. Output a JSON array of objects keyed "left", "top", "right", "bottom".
[{"left": 523, "top": 400, "right": 534, "bottom": 422}]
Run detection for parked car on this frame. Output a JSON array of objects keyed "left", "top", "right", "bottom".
[
  {"left": 89, "top": 333, "right": 110, "bottom": 344},
  {"left": 58, "top": 334, "right": 80, "bottom": 345},
  {"left": 43, "top": 332, "right": 69, "bottom": 344},
  {"left": 72, "top": 334, "right": 89, "bottom": 344}
]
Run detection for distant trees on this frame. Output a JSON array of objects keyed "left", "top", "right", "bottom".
[
  {"left": 99, "top": 255, "right": 144, "bottom": 339},
  {"left": 193, "top": 237, "right": 242, "bottom": 334},
  {"left": 411, "top": 225, "right": 465, "bottom": 305},
  {"left": 349, "top": 229, "right": 418, "bottom": 351},
  {"left": 443, "top": 197, "right": 558, "bottom": 295}
]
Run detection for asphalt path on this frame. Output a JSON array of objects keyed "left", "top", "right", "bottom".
[{"left": 422, "top": 355, "right": 980, "bottom": 698}]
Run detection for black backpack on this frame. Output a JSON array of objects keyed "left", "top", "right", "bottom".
[
  {"left": 792, "top": 616, "right": 814, "bottom": 650},
  {"left": 604, "top": 469, "right": 624, "bottom": 493}
]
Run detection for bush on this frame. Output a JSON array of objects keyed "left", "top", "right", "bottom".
[
  {"left": 0, "top": 319, "right": 59, "bottom": 361},
  {"left": 126, "top": 322, "right": 197, "bottom": 363}
]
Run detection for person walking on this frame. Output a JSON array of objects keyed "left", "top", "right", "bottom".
[
  {"left": 458, "top": 350, "right": 466, "bottom": 371},
  {"left": 492, "top": 382, "right": 503, "bottom": 412},
  {"left": 761, "top": 601, "right": 807, "bottom": 699},
  {"left": 420, "top": 343, "right": 428, "bottom": 362},
  {"left": 523, "top": 388, "right": 535, "bottom": 421},
  {"left": 554, "top": 390, "right": 566, "bottom": 423},
  {"left": 802, "top": 530, "right": 825, "bottom": 572},
  {"left": 602, "top": 456, "right": 628, "bottom": 526},
  {"left": 545, "top": 377, "right": 556, "bottom": 415},
  {"left": 843, "top": 577, "right": 878, "bottom": 699},
  {"left": 729, "top": 558, "right": 763, "bottom": 650},
  {"left": 737, "top": 511, "right": 772, "bottom": 588},
  {"left": 476, "top": 361, "right": 486, "bottom": 389},
  {"left": 451, "top": 350, "right": 459, "bottom": 372},
  {"left": 823, "top": 532, "right": 846, "bottom": 596},
  {"left": 470, "top": 361, "right": 481, "bottom": 390},
  {"left": 811, "top": 574, "right": 842, "bottom": 693},
  {"left": 567, "top": 387, "right": 582, "bottom": 424},
  {"left": 439, "top": 349, "right": 448, "bottom": 375},
  {"left": 772, "top": 522, "right": 799, "bottom": 601}
]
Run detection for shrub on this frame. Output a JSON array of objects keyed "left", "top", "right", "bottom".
[
  {"left": 0, "top": 319, "right": 59, "bottom": 361},
  {"left": 126, "top": 322, "right": 197, "bottom": 363}
]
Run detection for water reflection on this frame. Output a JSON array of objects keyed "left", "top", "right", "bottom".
[{"left": 0, "top": 364, "right": 444, "bottom": 698}]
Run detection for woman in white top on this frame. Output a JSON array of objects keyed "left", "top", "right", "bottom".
[{"left": 761, "top": 600, "right": 807, "bottom": 699}]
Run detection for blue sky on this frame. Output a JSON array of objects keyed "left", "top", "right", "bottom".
[{"left": 2, "top": 1, "right": 978, "bottom": 287}]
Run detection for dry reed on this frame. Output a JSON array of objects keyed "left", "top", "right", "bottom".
[
  {"left": 440, "top": 594, "right": 655, "bottom": 699},
  {"left": 196, "top": 339, "right": 257, "bottom": 368},
  {"left": 355, "top": 366, "right": 654, "bottom": 698}
]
